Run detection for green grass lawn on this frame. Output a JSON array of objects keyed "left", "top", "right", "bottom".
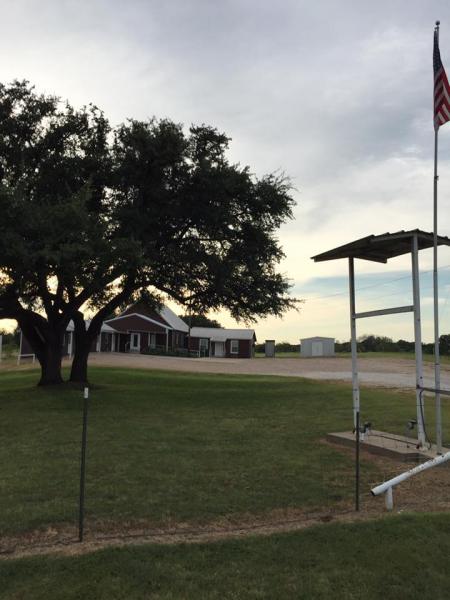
[
  {"left": 1, "top": 367, "right": 449, "bottom": 536},
  {"left": 2, "top": 513, "right": 450, "bottom": 599}
]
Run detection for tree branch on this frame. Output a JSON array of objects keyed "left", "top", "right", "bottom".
[{"left": 37, "top": 270, "right": 55, "bottom": 320}]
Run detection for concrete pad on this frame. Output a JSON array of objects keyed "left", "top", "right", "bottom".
[{"left": 327, "top": 429, "right": 448, "bottom": 463}]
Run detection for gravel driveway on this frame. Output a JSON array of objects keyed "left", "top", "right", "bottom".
[{"left": 88, "top": 353, "right": 450, "bottom": 390}]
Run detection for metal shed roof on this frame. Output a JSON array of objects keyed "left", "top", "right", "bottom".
[
  {"left": 300, "top": 336, "right": 335, "bottom": 342},
  {"left": 311, "top": 229, "right": 450, "bottom": 264},
  {"left": 190, "top": 327, "right": 255, "bottom": 341}
]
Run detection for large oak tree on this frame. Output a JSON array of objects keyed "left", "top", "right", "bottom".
[{"left": 0, "top": 81, "right": 298, "bottom": 385}]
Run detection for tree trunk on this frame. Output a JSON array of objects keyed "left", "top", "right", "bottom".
[
  {"left": 69, "top": 312, "right": 100, "bottom": 384},
  {"left": 69, "top": 289, "right": 133, "bottom": 383},
  {"left": 16, "top": 313, "right": 65, "bottom": 386},
  {"left": 38, "top": 342, "right": 64, "bottom": 386},
  {"left": 69, "top": 341, "right": 91, "bottom": 384}
]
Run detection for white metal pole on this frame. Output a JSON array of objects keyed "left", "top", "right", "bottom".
[
  {"left": 385, "top": 486, "right": 394, "bottom": 511},
  {"left": 412, "top": 235, "right": 426, "bottom": 447},
  {"left": 17, "top": 332, "right": 23, "bottom": 365},
  {"left": 349, "top": 257, "right": 360, "bottom": 427},
  {"left": 433, "top": 123, "right": 442, "bottom": 453},
  {"left": 433, "top": 20, "right": 443, "bottom": 454}
]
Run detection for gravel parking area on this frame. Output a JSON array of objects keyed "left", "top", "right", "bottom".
[{"left": 88, "top": 353, "right": 450, "bottom": 390}]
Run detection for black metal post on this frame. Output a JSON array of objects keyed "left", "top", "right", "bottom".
[
  {"left": 78, "top": 387, "right": 89, "bottom": 542},
  {"left": 355, "top": 410, "right": 360, "bottom": 511}
]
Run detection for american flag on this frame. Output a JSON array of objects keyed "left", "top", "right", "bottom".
[{"left": 434, "top": 26, "right": 450, "bottom": 130}]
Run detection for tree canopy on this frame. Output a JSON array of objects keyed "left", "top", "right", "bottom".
[
  {"left": 179, "top": 314, "right": 222, "bottom": 329},
  {"left": 0, "top": 80, "right": 298, "bottom": 385}
]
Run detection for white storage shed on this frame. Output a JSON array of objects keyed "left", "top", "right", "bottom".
[
  {"left": 300, "top": 336, "right": 335, "bottom": 357},
  {"left": 265, "top": 340, "right": 276, "bottom": 358}
]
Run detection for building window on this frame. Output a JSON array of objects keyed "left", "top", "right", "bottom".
[{"left": 230, "top": 340, "right": 239, "bottom": 354}]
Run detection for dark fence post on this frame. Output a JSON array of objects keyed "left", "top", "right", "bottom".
[
  {"left": 78, "top": 386, "right": 89, "bottom": 542},
  {"left": 355, "top": 410, "right": 360, "bottom": 511}
]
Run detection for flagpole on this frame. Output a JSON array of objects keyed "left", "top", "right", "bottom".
[{"left": 434, "top": 20, "right": 442, "bottom": 454}]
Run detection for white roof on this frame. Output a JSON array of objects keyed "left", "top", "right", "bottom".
[
  {"left": 66, "top": 320, "right": 116, "bottom": 333},
  {"left": 190, "top": 327, "right": 255, "bottom": 342},
  {"left": 300, "top": 336, "right": 335, "bottom": 342},
  {"left": 100, "top": 322, "right": 117, "bottom": 333},
  {"left": 160, "top": 306, "right": 189, "bottom": 333}
]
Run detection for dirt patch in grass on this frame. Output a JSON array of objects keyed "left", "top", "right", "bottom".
[
  {"left": 2, "top": 445, "right": 450, "bottom": 561},
  {"left": 0, "top": 504, "right": 377, "bottom": 561}
]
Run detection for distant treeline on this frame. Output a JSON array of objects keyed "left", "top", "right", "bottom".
[
  {"left": 256, "top": 335, "right": 450, "bottom": 355},
  {"left": 336, "top": 334, "right": 450, "bottom": 355},
  {"left": 0, "top": 328, "right": 20, "bottom": 346},
  {"left": 255, "top": 342, "right": 300, "bottom": 353}
]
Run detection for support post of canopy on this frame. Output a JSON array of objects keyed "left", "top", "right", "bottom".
[
  {"left": 411, "top": 235, "right": 426, "bottom": 447},
  {"left": 312, "top": 230, "right": 450, "bottom": 453},
  {"left": 349, "top": 257, "right": 359, "bottom": 428}
]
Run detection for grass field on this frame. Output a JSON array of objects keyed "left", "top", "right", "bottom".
[
  {"left": 2, "top": 367, "right": 358, "bottom": 534},
  {"left": 1, "top": 367, "right": 449, "bottom": 536},
  {"left": 2, "top": 513, "right": 450, "bottom": 599},
  {"left": 2, "top": 367, "right": 450, "bottom": 598}
]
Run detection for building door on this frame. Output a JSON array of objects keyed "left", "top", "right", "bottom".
[
  {"left": 311, "top": 341, "right": 323, "bottom": 357},
  {"left": 214, "top": 342, "right": 225, "bottom": 357},
  {"left": 100, "top": 332, "right": 112, "bottom": 352},
  {"left": 199, "top": 338, "right": 209, "bottom": 357},
  {"left": 130, "top": 332, "right": 141, "bottom": 352},
  {"left": 63, "top": 331, "right": 73, "bottom": 356}
]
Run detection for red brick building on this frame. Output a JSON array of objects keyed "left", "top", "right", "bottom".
[
  {"left": 188, "top": 327, "right": 256, "bottom": 358},
  {"left": 19, "top": 303, "right": 256, "bottom": 359}
]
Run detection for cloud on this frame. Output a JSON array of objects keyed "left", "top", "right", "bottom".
[{"left": 2, "top": 0, "right": 450, "bottom": 342}]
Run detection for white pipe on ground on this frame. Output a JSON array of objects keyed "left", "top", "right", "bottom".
[{"left": 371, "top": 450, "right": 450, "bottom": 498}]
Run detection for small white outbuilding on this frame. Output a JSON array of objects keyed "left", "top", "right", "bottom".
[
  {"left": 300, "top": 336, "right": 335, "bottom": 357},
  {"left": 265, "top": 340, "right": 276, "bottom": 358}
]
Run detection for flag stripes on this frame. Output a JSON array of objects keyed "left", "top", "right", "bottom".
[{"left": 434, "top": 27, "right": 450, "bottom": 130}]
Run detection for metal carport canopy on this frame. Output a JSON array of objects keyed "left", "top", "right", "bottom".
[
  {"left": 310, "top": 228, "right": 450, "bottom": 451},
  {"left": 311, "top": 229, "right": 450, "bottom": 263}
]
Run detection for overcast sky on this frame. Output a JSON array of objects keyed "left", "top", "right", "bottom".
[{"left": 2, "top": 0, "right": 450, "bottom": 342}]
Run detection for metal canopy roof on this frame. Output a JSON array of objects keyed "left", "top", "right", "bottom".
[{"left": 311, "top": 229, "right": 450, "bottom": 264}]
